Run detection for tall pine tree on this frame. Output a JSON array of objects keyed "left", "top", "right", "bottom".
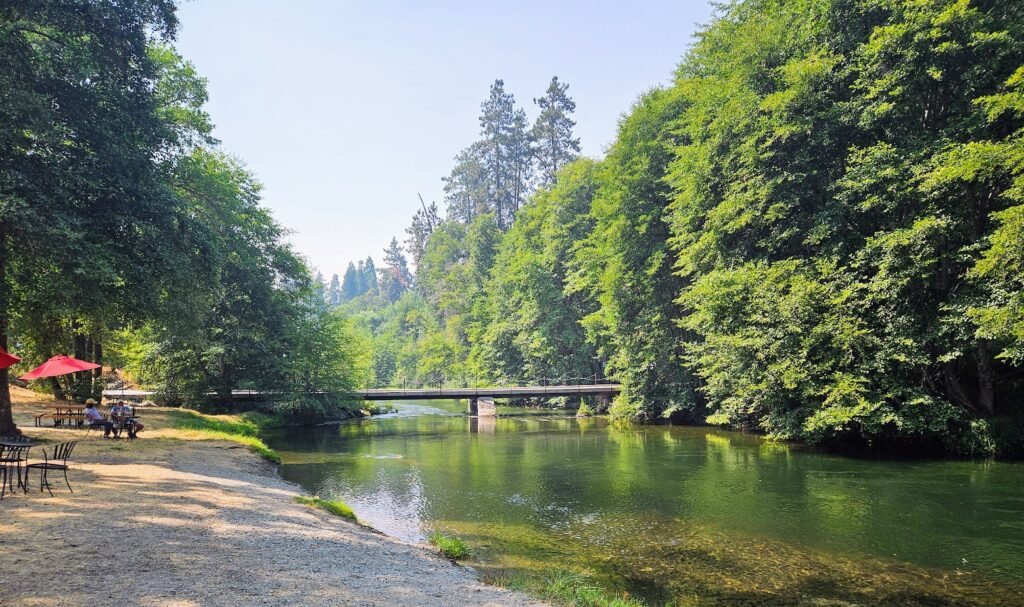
[
  {"left": 532, "top": 76, "right": 580, "bottom": 186},
  {"left": 478, "top": 79, "right": 533, "bottom": 230},
  {"left": 341, "top": 262, "right": 360, "bottom": 300}
]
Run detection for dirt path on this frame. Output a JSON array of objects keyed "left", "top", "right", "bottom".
[{"left": 0, "top": 388, "right": 545, "bottom": 607}]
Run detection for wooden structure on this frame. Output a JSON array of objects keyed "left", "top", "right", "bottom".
[{"left": 104, "top": 383, "right": 622, "bottom": 415}]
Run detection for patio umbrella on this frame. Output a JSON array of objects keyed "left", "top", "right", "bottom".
[
  {"left": 0, "top": 347, "right": 20, "bottom": 370},
  {"left": 19, "top": 355, "right": 100, "bottom": 381}
]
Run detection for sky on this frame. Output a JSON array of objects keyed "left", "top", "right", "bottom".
[{"left": 174, "top": 0, "right": 716, "bottom": 277}]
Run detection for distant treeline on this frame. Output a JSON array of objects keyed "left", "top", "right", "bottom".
[{"left": 336, "top": 0, "right": 1024, "bottom": 456}]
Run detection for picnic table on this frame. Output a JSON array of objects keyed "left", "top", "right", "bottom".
[{"left": 34, "top": 405, "right": 85, "bottom": 428}]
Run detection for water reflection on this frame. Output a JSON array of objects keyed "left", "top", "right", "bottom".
[{"left": 265, "top": 401, "right": 1024, "bottom": 606}]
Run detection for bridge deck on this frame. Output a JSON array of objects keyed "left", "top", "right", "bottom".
[
  {"left": 103, "top": 384, "right": 621, "bottom": 402},
  {"left": 359, "top": 384, "right": 620, "bottom": 400}
]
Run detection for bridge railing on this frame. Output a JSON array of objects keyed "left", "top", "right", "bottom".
[{"left": 364, "top": 374, "right": 618, "bottom": 391}]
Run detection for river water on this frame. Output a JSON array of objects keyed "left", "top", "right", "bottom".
[{"left": 263, "top": 401, "right": 1024, "bottom": 606}]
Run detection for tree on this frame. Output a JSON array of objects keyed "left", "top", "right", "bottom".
[
  {"left": 327, "top": 273, "right": 341, "bottom": 307},
  {"left": 532, "top": 76, "right": 581, "bottom": 186},
  {"left": 379, "top": 238, "right": 413, "bottom": 303},
  {"left": 0, "top": 1, "right": 185, "bottom": 434},
  {"left": 405, "top": 195, "right": 441, "bottom": 266},
  {"left": 443, "top": 142, "right": 490, "bottom": 223},
  {"left": 568, "top": 87, "right": 700, "bottom": 422},
  {"left": 662, "top": 0, "right": 1024, "bottom": 450},
  {"left": 478, "top": 79, "right": 533, "bottom": 230},
  {"left": 362, "top": 257, "right": 379, "bottom": 296},
  {"left": 341, "top": 262, "right": 360, "bottom": 301},
  {"left": 473, "top": 160, "right": 601, "bottom": 383}
]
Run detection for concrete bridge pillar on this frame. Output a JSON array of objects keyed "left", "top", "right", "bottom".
[
  {"left": 468, "top": 397, "right": 478, "bottom": 415},
  {"left": 595, "top": 393, "right": 612, "bottom": 413}
]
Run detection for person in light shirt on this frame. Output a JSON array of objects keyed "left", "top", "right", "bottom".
[
  {"left": 110, "top": 401, "right": 144, "bottom": 438},
  {"left": 83, "top": 398, "right": 113, "bottom": 438}
]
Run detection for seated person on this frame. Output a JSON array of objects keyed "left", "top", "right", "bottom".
[
  {"left": 83, "top": 399, "right": 113, "bottom": 438},
  {"left": 111, "top": 401, "right": 144, "bottom": 438}
]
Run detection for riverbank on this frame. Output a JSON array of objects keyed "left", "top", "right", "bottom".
[{"left": 0, "top": 388, "right": 544, "bottom": 607}]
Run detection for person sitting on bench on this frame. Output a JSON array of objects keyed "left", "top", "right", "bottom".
[{"left": 84, "top": 399, "right": 113, "bottom": 438}]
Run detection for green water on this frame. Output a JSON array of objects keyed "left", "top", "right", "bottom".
[{"left": 264, "top": 401, "right": 1024, "bottom": 606}]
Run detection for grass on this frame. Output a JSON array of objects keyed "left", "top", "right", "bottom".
[
  {"left": 293, "top": 495, "right": 357, "bottom": 521},
  {"left": 485, "top": 571, "right": 670, "bottom": 607},
  {"left": 428, "top": 531, "right": 471, "bottom": 560},
  {"left": 166, "top": 409, "right": 281, "bottom": 464}
]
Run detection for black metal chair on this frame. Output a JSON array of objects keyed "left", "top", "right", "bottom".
[
  {"left": 27, "top": 441, "right": 77, "bottom": 496},
  {"left": 0, "top": 444, "right": 31, "bottom": 499}
]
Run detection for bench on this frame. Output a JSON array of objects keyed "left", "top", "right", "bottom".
[{"left": 52, "top": 414, "right": 85, "bottom": 428}]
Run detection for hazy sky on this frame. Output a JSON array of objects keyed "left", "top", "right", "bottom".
[{"left": 174, "top": 0, "right": 716, "bottom": 277}]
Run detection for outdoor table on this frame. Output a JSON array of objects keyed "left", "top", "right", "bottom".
[
  {"left": 48, "top": 406, "right": 86, "bottom": 428},
  {"left": 0, "top": 439, "right": 36, "bottom": 495},
  {"left": 0, "top": 439, "right": 38, "bottom": 448}
]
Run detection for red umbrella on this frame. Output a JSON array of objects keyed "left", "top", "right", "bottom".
[
  {"left": 19, "top": 355, "right": 101, "bottom": 381},
  {"left": 0, "top": 347, "right": 20, "bottom": 370}
]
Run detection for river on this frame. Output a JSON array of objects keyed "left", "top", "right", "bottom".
[{"left": 262, "top": 400, "right": 1024, "bottom": 606}]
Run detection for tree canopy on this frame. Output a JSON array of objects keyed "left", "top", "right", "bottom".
[{"left": 340, "top": 0, "right": 1024, "bottom": 456}]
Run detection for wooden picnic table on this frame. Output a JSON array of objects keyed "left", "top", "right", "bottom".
[{"left": 43, "top": 405, "right": 86, "bottom": 428}]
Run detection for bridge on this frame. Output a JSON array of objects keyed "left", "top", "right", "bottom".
[{"left": 103, "top": 383, "right": 622, "bottom": 415}]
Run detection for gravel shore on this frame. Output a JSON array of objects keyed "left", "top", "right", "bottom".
[{"left": 0, "top": 389, "right": 545, "bottom": 607}]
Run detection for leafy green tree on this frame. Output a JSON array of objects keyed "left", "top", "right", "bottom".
[
  {"left": 569, "top": 87, "right": 700, "bottom": 421},
  {"left": 663, "top": 0, "right": 1024, "bottom": 450},
  {"left": 474, "top": 160, "right": 602, "bottom": 383},
  {"left": 278, "top": 288, "right": 361, "bottom": 423},
  {"left": 0, "top": 0, "right": 186, "bottom": 433}
]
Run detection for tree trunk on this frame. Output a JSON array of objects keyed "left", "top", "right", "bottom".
[
  {"left": 50, "top": 377, "right": 66, "bottom": 401},
  {"left": 942, "top": 363, "right": 977, "bottom": 414},
  {"left": 0, "top": 238, "right": 16, "bottom": 436},
  {"left": 92, "top": 340, "right": 103, "bottom": 400},
  {"left": 976, "top": 341, "right": 995, "bottom": 416}
]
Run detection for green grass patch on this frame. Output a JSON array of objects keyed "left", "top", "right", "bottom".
[
  {"left": 544, "top": 571, "right": 648, "bottom": 607},
  {"left": 485, "top": 571, "right": 663, "bottom": 607},
  {"left": 167, "top": 409, "right": 280, "bottom": 464},
  {"left": 167, "top": 408, "right": 259, "bottom": 435},
  {"left": 428, "top": 531, "right": 470, "bottom": 560},
  {"left": 293, "top": 495, "right": 357, "bottom": 521}
]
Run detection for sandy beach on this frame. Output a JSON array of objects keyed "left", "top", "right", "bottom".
[{"left": 0, "top": 388, "right": 544, "bottom": 607}]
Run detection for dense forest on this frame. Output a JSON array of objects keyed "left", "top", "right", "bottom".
[
  {"left": 333, "top": 0, "right": 1024, "bottom": 456},
  {"left": 3, "top": 0, "right": 1023, "bottom": 456},
  {"left": 0, "top": 0, "right": 362, "bottom": 434}
]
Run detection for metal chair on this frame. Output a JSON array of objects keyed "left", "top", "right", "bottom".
[
  {"left": 0, "top": 444, "right": 31, "bottom": 499},
  {"left": 27, "top": 441, "right": 77, "bottom": 496}
]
